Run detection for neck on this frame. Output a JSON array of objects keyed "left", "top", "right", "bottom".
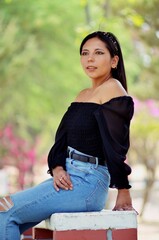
[{"left": 91, "top": 74, "right": 112, "bottom": 89}]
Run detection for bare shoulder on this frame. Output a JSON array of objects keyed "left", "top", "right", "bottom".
[
  {"left": 99, "top": 78, "right": 128, "bottom": 103},
  {"left": 74, "top": 88, "right": 89, "bottom": 102}
]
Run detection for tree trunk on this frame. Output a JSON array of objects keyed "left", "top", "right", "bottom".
[
  {"left": 140, "top": 166, "right": 156, "bottom": 217},
  {"left": 102, "top": 0, "right": 111, "bottom": 18},
  {"left": 85, "top": 1, "right": 91, "bottom": 25}
]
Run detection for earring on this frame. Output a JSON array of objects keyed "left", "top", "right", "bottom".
[{"left": 112, "top": 65, "right": 117, "bottom": 69}]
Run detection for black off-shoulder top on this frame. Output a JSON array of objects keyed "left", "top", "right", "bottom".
[{"left": 47, "top": 96, "right": 134, "bottom": 189}]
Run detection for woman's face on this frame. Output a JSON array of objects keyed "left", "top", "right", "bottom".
[{"left": 80, "top": 37, "right": 118, "bottom": 81}]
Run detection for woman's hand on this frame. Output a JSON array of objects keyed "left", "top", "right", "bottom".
[
  {"left": 113, "top": 189, "right": 137, "bottom": 212},
  {"left": 52, "top": 166, "right": 73, "bottom": 191}
]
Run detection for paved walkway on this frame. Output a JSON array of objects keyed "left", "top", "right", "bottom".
[
  {"left": 133, "top": 184, "right": 159, "bottom": 239},
  {"left": 108, "top": 183, "right": 159, "bottom": 240},
  {"left": 138, "top": 221, "right": 159, "bottom": 240}
]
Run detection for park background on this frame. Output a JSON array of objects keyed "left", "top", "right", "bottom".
[{"left": 0, "top": 0, "right": 159, "bottom": 239}]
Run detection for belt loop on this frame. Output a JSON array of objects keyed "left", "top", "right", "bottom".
[
  {"left": 68, "top": 149, "right": 71, "bottom": 158},
  {"left": 69, "top": 150, "right": 74, "bottom": 159},
  {"left": 95, "top": 157, "right": 98, "bottom": 169}
]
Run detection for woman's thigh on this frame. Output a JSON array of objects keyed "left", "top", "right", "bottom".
[
  {"left": 66, "top": 158, "right": 110, "bottom": 211},
  {"left": 0, "top": 158, "right": 110, "bottom": 229},
  {"left": 9, "top": 178, "right": 87, "bottom": 225}
]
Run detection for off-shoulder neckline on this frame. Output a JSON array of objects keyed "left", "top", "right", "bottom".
[{"left": 71, "top": 96, "right": 133, "bottom": 106}]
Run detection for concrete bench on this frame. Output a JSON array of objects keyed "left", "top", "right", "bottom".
[{"left": 32, "top": 210, "right": 138, "bottom": 240}]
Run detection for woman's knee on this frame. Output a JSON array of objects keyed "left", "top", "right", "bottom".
[{"left": 0, "top": 196, "right": 14, "bottom": 212}]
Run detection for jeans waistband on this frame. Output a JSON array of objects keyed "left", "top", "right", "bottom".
[{"left": 67, "top": 146, "right": 105, "bottom": 167}]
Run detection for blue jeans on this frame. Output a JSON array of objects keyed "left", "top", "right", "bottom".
[{"left": 0, "top": 147, "right": 110, "bottom": 240}]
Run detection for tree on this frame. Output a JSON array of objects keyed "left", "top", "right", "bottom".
[
  {"left": 112, "top": 0, "right": 159, "bottom": 99},
  {"left": 0, "top": 1, "right": 158, "bottom": 216},
  {"left": 129, "top": 98, "right": 159, "bottom": 217},
  {"left": 0, "top": 0, "right": 86, "bottom": 141}
]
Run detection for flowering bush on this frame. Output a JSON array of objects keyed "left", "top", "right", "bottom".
[{"left": 0, "top": 125, "right": 36, "bottom": 190}]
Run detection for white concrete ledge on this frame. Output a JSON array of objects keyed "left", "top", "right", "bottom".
[{"left": 40, "top": 210, "right": 137, "bottom": 231}]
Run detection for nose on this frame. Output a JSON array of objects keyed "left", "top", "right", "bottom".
[{"left": 88, "top": 54, "right": 95, "bottom": 62}]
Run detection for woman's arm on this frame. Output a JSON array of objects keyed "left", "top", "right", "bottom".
[{"left": 113, "top": 189, "right": 133, "bottom": 211}]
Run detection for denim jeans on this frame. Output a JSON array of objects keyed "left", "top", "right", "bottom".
[{"left": 0, "top": 147, "right": 110, "bottom": 240}]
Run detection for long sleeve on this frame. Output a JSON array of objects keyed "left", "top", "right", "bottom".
[
  {"left": 94, "top": 96, "right": 134, "bottom": 189},
  {"left": 47, "top": 114, "right": 67, "bottom": 176}
]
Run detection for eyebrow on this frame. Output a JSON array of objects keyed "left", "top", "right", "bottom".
[{"left": 82, "top": 48, "right": 105, "bottom": 51}]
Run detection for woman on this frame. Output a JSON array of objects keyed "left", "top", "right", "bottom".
[{"left": 0, "top": 31, "right": 135, "bottom": 240}]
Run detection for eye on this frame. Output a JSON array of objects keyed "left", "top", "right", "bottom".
[
  {"left": 95, "top": 51, "right": 104, "bottom": 55},
  {"left": 81, "top": 51, "right": 89, "bottom": 56}
]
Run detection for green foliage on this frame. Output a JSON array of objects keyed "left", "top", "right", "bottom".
[
  {"left": 129, "top": 98, "right": 159, "bottom": 167},
  {"left": 111, "top": 0, "right": 159, "bottom": 99},
  {"left": 0, "top": 0, "right": 85, "bottom": 140},
  {"left": 0, "top": 0, "right": 158, "bottom": 162}
]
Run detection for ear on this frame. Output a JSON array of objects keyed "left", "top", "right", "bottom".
[{"left": 111, "top": 55, "right": 119, "bottom": 69}]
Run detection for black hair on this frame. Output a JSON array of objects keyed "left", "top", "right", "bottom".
[{"left": 79, "top": 31, "right": 127, "bottom": 91}]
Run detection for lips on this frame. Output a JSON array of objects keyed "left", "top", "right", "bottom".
[{"left": 86, "top": 66, "right": 97, "bottom": 70}]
